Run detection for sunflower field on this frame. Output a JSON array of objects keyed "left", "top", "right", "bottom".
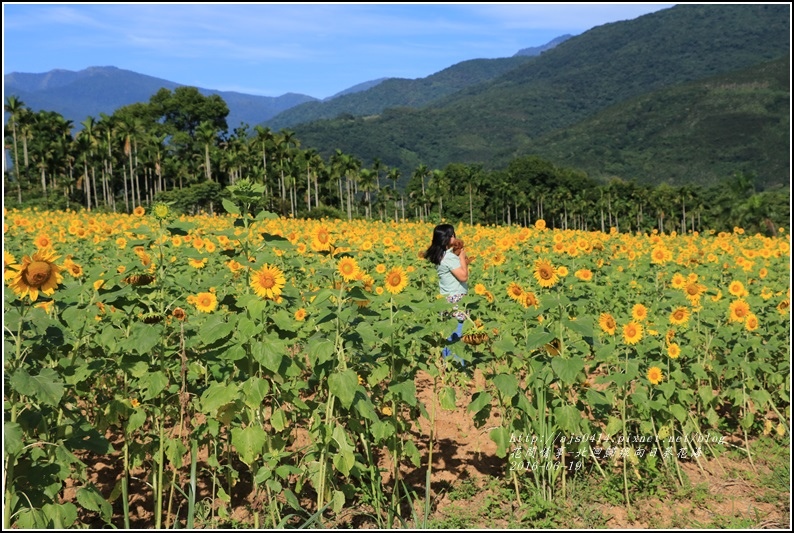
[{"left": 3, "top": 186, "right": 791, "bottom": 528}]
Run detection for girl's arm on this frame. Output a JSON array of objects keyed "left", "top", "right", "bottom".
[{"left": 450, "top": 248, "right": 468, "bottom": 282}]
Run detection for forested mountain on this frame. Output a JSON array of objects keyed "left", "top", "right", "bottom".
[
  {"left": 522, "top": 55, "right": 790, "bottom": 189},
  {"left": 288, "top": 3, "right": 790, "bottom": 188},
  {"left": 262, "top": 56, "right": 535, "bottom": 131},
  {"left": 4, "top": 66, "right": 318, "bottom": 131}
]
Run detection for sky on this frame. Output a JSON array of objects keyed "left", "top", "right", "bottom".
[{"left": 3, "top": 2, "right": 676, "bottom": 100}]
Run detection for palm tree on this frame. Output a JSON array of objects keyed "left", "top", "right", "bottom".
[
  {"left": 386, "top": 167, "right": 401, "bottom": 221},
  {"left": 196, "top": 120, "right": 217, "bottom": 183},
  {"left": 4, "top": 95, "right": 26, "bottom": 203},
  {"left": 358, "top": 168, "right": 377, "bottom": 219}
]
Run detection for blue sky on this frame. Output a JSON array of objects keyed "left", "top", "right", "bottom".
[{"left": 3, "top": 3, "right": 675, "bottom": 100}]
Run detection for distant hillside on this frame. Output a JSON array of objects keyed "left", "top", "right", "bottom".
[
  {"left": 326, "top": 78, "right": 389, "bottom": 100},
  {"left": 262, "top": 56, "right": 534, "bottom": 131},
  {"left": 514, "top": 34, "right": 573, "bottom": 56},
  {"left": 3, "top": 66, "right": 318, "bottom": 130},
  {"left": 525, "top": 55, "right": 791, "bottom": 189},
  {"left": 289, "top": 3, "right": 790, "bottom": 189}
]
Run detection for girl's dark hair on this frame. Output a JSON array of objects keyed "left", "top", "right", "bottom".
[{"left": 424, "top": 224, "right": 456, "bottom": 265}]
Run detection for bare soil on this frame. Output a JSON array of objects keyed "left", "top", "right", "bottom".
[{"left": 60, "top": 368, "right": 790, "bottom": 529}]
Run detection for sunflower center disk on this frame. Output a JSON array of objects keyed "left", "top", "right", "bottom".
[{"left": 24, "top": 261, "right": 53, "bottom": 287}]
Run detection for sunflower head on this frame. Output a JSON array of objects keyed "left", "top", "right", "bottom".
[
  {"left": 250, "top": 263, "right": 287, "bottom": 301},
  {"left": 194, "top": 291, "right": 218, "bottom": 313},
  {"left": 623, "top": 321, "right": 643, "bottom": 345},
  {"left": 647, "top": 366, "right": 664, "bottom": 385},
  {"left": 533, "top": 258, "right": 559, "bottom": 288},
  {"left": 6, "top": 248, "right": 64, "bottom": 302},
  {"left": 152, "top": 202, "right": 170, "bottom": 220},
  {"left": 337, "top": 256, "right": 359, "bottom": 282},
  {"left": 599, "top": 313, "right": 617, "bottom": 335},
  {"left": 384, "top": 266, "right": 408, "bottom": 295}
]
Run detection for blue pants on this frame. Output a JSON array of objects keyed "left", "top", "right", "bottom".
[{"left": 442, "top": 320, "right": 465, "bottom": 366}]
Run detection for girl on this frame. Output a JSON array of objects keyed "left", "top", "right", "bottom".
[{"left": 424, "top": 224, "right": 469, "bottom": 364}]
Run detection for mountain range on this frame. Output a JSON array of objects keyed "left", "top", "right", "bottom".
[
  {"left": 3, "top": 3, "right": 791, "bottom": 190},
  {"left": 2, "top": 32, "right": 569, "bottom": 132}
]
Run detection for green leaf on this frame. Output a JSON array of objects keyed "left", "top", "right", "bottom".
[
  {"left": 9, "top": 367, "right": 64, "bottom": 406},
  {"left": 371, "top": 419, "right": 395, "bottom": 442},
  {"left": 165, "top": 437, "right": 188, "bottom": 469},
  {"left": 492, "top": 373, "right": 519, "bottom": 400},
  {"left": 563, "top": 316, "right": 594, "bottom": 340},
  {"left": 490, "top": 426, "right": 511, "bottom": 458},
  {"left": 200, "top": 316, "right": 236, "bottom": 346},
  {"left": 525, "top": 329, "right": 556, "bottom": 350},
  {"left": 231, "top": 425, "right": 267, "bottom": 466},
  {"left": 551, "top": 356, "right": 584, "bottom": 386},
  {"left": 138, "top": 371, "right": 168, "bottom": 401},
  {"left": 329, "top": 370, "right": 358, "bottom": 409},
  {"left": 467, "top": 391, "right": 492, "bottom": 414},
  {"left": 440, "top": 386, "right": 457, "bottom": 411},
  {"left": 252, "top": 338, "right": 286, "bottom": 373},
  {"left": 122, "top": 322, "right": 162, "bottom": 355},
  {"left": 398, "top": 439, "right": 418, "bottom": 469},
  {"left": 222, "top": 198, "right": 241, "bottom": 215},
  {"left": 271, "top": 408, "right": 287, "bottom": 432},
  {"left": 307, "top": 335, "right": 335, "bottom": 367},
  {"left": 388, "top": 379, "right": 417, "bottom": 407},
  {"left": 76, "top": 485, "right": 113, "bottom": 524},
  {"left": 241, "top": 377, "right": 270, "bottom": 410},
  {"left": 669, "top": 404, "right": 688, "bottom": 423},
  {"left": 604, "top": 416, "right": 622, "bottom": 437},
  {"left": 41, "top": 503, "right": 78, "bottom": 529},
  {"left": 554, "top": 404, "right": 582, "bottom": 434},
  {"left": 200, "top": 382, "right": 239, "bottom": 415},
  {"left": 4, "top": 421, "right": 23, "bottom": 456}
]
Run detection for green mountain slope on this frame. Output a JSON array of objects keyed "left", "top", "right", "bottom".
[
  {"left": 263, "top": 56, "right": 534, "bottom": 130},
  {"left": 525, "top": 55, "right": 790, "bottom": 189},
  {"left": 290, "top": 4, "right": 791, "bottom": 187}
]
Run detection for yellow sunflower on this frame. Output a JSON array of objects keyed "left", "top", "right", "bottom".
[
  {"left": 622, "top": 321, "right": 643, "bottom": 345},
  {"left": 474, "top": 283, "right": 487, "bottom": 295},
  {"left": 667, "top": 343, "right": 681, "bottom": 359},
  {"left": 375, "top": 263, "right": 387, "bottom": 274},
  {"left": 631, "top": 304, "right": 649, "bottom": 322},
  {"left": 533, "top": 258, "right": 559, "bottom": 288},
  {"left": 250, "top": 263, "right": 287, "bottom": 301},
  {"left": 189, "top": 257, "right": 208, "bottom": 269},
  {"left": 744, "top": 313, "right": 759, "bottom": 332},
  {"left": 599, "top": 312, "right": 617, "bottom": 336},
  {"left": 670, "top": 273, "right": 687, "bottom": 289},
  {"left": 521, "top": 291, "right": 540, "bottom": 309},
  {"left": 556, "top": 265, "right": 569, "bottom": 277},
  {"left": 33, "top": 234, "right": 53, "bottom": 249},
  {"left": 507, "top": 282, "right": 524, "bottom": 301},
  {"left": 63, "top": 258, "right": 84, "bottom": 278},
  {"left": 651, "top": 247, "right": 671, "bottom": 264},
  {"left": 777, "top": 299, "right": 789, "bottom": 316},
  {"left": 534, "top": 219, "right": 546, "bottom": 230},
  {"left": 311, "top": 225, "right": 333, "bottom": 251},
  {"left": 647, "top": 366, "right": 664, "bottom": 385},
  {"left": 133, "top": 206, "right": 145, "bottom": 217},
  {"left": 669, "top": 306, "right": 690, "bottom": 326},
  {"left": 384, "top": 266, "right": 408, "bottom": 295},
  {"left": 194, "top": 292, "right": 218, "bottom": 313},
  {"left": 683, "top": 282, "right": 707, "bottom": 303},
  {"left": 728, "top": 280, "right": 748, "bottom": 298},
  {"left": 728, "top": 299, "right": 750, "bottom": 323},
  {"left": 294, "top": 308, "right": 307, "bottom": 321},
  {"left": 6, "top": 248, "right": 64, "bottom": 302},
  {"left": 337, "top": 256, "right": 359, "bottom": 282},
  {"left": 575, "top": 269, "right": 593, "bottom": 281}
]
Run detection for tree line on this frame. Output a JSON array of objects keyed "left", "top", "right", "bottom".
[{"left": 4, "top": 88, "right": 789, "bottom": 235}]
